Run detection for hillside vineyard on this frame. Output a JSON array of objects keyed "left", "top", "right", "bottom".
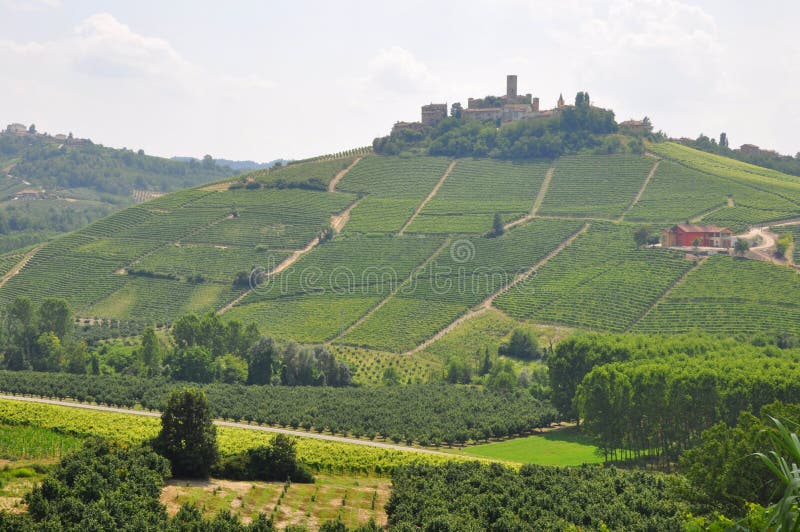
[{"left": 0, "top": 142, "right": 798, "bottom": 350}]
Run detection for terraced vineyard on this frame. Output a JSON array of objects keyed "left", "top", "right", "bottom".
[
  {"left": 633, "top": 255, "right": 800, "bottom": 334},
  {"left": 252, "top": 157, "right": 356, "bottom": 187},
  {"left": 186, "top": 189, "right": 354, "bottom": 249},
  {"left": 625, "top": 159, "right": 800, "bottom": 232},
  {"left": 343, "top": 219, "right": 584, "bottom": 351},
  {"left": 538, "top": 154, "right": 654, "bottom": 218},
  {"left": 781, "top": 224, "right": 800, "bottom": 262},
  {"left": 338, "top": 155, "right": 451, "bottom": 232},
  {"left": 494, "top": 223, "right": 694, "bottom": 332},
  {"left": 228, "top": 235, "right": 447, "bottom": 342},
  {"left": 0, "top": 249, "right": 27, "bottom": 278},
  {"left": 407, "top": 158, "right": 549, "bottom": 234},
  {"left": 241, "top": 235, "right": 445, "bottom": 301},
  {"left": 648, "top": 143, "right": 800, "bottom": 229},
  {"left": 345, "top": 198, "right": 420, "bottom": 233},
  {"left": 0, "top": 163, "right": 357, "bottom": 323},
  {"left": 1, "top": 149, "right": 799, "bottom": 344},
  {"left": 225, "top": 295, "right": 382, "bottom": 343},
  {"left": 134, "top": 244, "right": 291, "bottom": 283},
  {"left": 625, "top": 160, "right": 731, "bottom": 222},
  {"left": 649, "top": 141, "right": 800, "bottom": 189},
  {"left": 336, "top": 155, "right": 450, "bottom": 199},
  {"left": 91, "top": 277, "right": 245, "bottom": 323}
]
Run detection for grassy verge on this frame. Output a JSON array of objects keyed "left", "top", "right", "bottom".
[{"left": 462, "top": 426, "right": 602, "bottom": 466}]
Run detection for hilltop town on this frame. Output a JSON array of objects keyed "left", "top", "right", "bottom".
[
  {"left": 3, "top": 122, "right": 91, "bottom": 146},
  {"left": 392, "top": 74, "right": 651, "bottom": 136}
]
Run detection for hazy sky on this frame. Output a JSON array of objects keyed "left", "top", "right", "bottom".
[{"left": 1, "top": 0, "right": 798, "bottom": 161}]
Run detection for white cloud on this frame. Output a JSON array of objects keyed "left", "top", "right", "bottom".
[
  {"left": 71, "top": 13, "right": 190, "bottom": 79},
  {"left": 366, "top": 46, "right": 438, "bottom": 94}
]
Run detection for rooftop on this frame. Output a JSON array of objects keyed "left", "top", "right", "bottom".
[{"left": 673, "top": 224, "right": 732, "bottom": 233}]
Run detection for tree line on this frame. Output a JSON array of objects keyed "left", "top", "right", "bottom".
[
  {"left": 546, "top": 332, "right": 800, "bottom": 464},
  {"left": 386, "top": 461, "right": 691, "bottom": 530},
  {"left": 0, "top": 301, "right": 353, "bottom": 388},
  {"left": 0, "top": 371, "right": 557, "bottom": 446}
]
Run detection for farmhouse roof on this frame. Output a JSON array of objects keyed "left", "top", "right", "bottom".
[{"left": 674, "top": 224, "right": 732, "bottom": 233}]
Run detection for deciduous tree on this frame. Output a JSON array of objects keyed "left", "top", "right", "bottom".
[{"left": 155, "top": 388, "right": 218, "bottom": 478}]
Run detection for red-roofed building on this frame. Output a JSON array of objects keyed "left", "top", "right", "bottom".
[{"left": 662, "top": 224, "right": 733, "bottom": 248}]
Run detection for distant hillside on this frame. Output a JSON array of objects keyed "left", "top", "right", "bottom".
[
  {"left": 172, "top": 157, "right": 289, "bottom": 172},
  {"left": 1, "top": 144, "right": 797, "bottom": 357},
  {"left": 0, "top": 126, "right": 238, "bottom": 252},
  {"left": 679, "top": 134, "right": 800, "bottom": 177}
]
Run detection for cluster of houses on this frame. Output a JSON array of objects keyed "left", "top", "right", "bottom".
[{"left": 4, "top": 123, "right": 89, "bottom": 145}]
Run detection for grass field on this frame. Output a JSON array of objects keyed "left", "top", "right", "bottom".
[{"left": 462, "top": 427, "right": 602, "bottom": 466}]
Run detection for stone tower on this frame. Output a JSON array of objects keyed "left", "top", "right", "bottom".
[
  {"left": 557, "top": 93, "right": 565, "bottom": 109},
  {"left": 506, "top": 75, "right": 518, "bottom": 98}
]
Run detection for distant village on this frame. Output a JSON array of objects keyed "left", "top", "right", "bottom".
[
  {"left": 3, "top": 122, "right": 90, "bottom": 145},
  {"left": 393, "top": 74, "right": 653, "bottom": 136},
  {"left": 396, "top": 75, "right": 785, "bottom": 162},
  {"left": 1, "top": 123, "right": 93, "bottom": 202}
]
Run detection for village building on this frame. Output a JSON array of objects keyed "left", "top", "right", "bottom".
[
  {"left": 409, "top": 74, "right": 571, "bottom": 130},
  {"left": 391, "top": 121, "right": 427, "bottom": 136},
  {"left": 619, "top": 119, "right": 653, "bottom": 134},
  {"left": 421, "top": 103, "right": 448, "bottom": 127},
  {"left": 662, "top": 224, "right": 733, "bottom": 248},
  {"left": 13, "top": 188, "right": 44, "bottom": 200},
  {"left": 739, "top": 143, "right": 760, "bottom": 155},
  {"left": 6, "top": 123, "right": 27, "bottom": 134},
  {"left": 461, "top": 75, "right": 550, "bottom": 123}
]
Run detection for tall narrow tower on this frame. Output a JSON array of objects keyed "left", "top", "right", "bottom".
[{"left": 506, "top": 75, "right": 518, "bottom": 98}]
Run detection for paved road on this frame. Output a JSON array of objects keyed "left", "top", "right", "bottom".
[{"left": 0, "top": 394, "right": 457, "bottom": 457}]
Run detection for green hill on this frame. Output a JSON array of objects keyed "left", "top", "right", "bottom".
[
  {"left": 0, "top": 129, "right": 237, "bottom": 252},
  {"left": 0, "top": 142, "right": 798, "bottom": 354}
]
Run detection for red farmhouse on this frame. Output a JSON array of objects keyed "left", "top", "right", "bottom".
[{"left": 662, "top": 224, "right": 733, "bottom": 248}]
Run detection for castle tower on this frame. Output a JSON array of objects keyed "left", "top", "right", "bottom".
[
  {"left": 557, "top": 93, "right": 565, "bottom": 109},
  {"left": 506, "top": 75, "right": 517, "bottom": 98}
]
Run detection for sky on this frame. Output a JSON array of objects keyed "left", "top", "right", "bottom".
[{"left": 1, "top": 0, "right": 798, "bottom": 161}]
